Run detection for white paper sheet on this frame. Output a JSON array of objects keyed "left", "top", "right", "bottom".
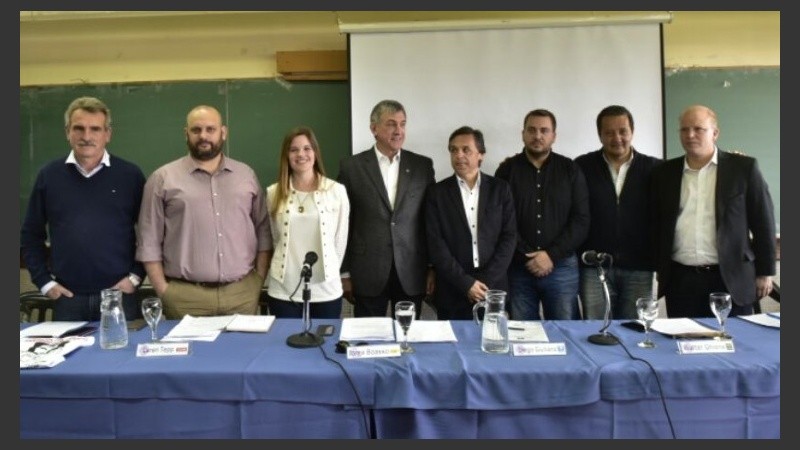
[
  {"left": 20, "top": 321, "right": 88, "bottom": 338},
  {"left": 398, "top": 320, "right": 458, "bottom": 343},
  {"left": 649, "top": 318, "right": 720, "bottom": 338},
  {"left": 508, "top": 320, "right": 549, "bottom": 342},
  {"left": 162, "top": 315, "right": 233, "bottom": 341},
  {"left": 339, "top": 317, "right": 395, "bottom": 341},
  {"left": 738, "top": 313, "right": 780, "bottom": 329},
  {"left": 225, "top": 315, "right": 276, "bottom": 333}
]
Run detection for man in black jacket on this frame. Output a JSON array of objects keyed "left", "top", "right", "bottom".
[
  {"left": 426, "top": 126, "right": 516, "bottom": 319},
  {"left": 651, "top": 105, "right": 775, "bottom": 317},
  {"left": 575, "top": 105, "right": 661, "bottom": 319}
]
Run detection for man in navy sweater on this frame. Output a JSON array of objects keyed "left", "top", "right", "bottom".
[
  {"left": 21, "top": 96, "right": 146, "bottom": 321},
  {"left": 575, "top": 105, "right": 661, "bottom": 320}
]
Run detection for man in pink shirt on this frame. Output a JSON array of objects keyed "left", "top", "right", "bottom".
[{"left": 136, "top": 105, "right": 272, "bottom": 319}]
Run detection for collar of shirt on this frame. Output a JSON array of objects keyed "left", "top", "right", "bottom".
[
  {"left": 183, "top": 154, "right": 232, "bottom": 174},
  {"left": 456, "top": 171, "right": 481, "bottom": 192},
  {"left": 682, "top": 147, "right": 719, "bottom": 172},
  {"left": 602, "top": 148, "right": 634, "bottom": 195},
  {"left": 66, "top": 149, "right": 110, "bottom": 178},
  {"left": 374, "top": 145, "right": 401, "bottom": 164},
  {"left": 601, "top": 147, "right": 634, "bottom": 168}
]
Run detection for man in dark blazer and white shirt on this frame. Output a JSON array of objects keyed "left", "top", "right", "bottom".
[
  {"left": 338, "top": 100, "right": 436, "bottom": 317},
  {"left": 651, "top": 105, "right": 776, "bottom": 318},
  {"left": 425, "top": 126, "right": 517, "bottom": 320}
]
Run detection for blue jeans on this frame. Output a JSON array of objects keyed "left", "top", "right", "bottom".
[
  {"left": 53, "top": 292, "right": 139, "bottom": 322},
  {"left": 508, "top": 254, "right": 580, "bottom": 320},
  {"left": 580, "top": 268, "right": 654, "bottom": 320}
]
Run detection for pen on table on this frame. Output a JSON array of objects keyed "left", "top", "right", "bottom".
[{"left": 508, "top": 326, "right": 526, "bottom": 331}]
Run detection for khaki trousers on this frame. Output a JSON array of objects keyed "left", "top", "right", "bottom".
[{"left": 162, "top": 271, "right": 262, "bottom": 320}]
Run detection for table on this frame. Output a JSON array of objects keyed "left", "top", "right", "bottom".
[
  {"left": 21, "top": 320, "right": 374, "bottom": 438},
  {"left": 372, "top": 318, "right": 779, "bottom": 438},
  {"left": 20, "top": 317, "right": 779, "bottom": 438}
]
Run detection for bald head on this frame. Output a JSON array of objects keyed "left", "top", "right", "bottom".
[
  {"left": 186, "top": 105, "right": 223, "bottom": 126},
  {"left": 679, "top": 104, "right": 719, "bottom": 168},
  {"left": 185, "top": 105, "right": 227, "bottom": 162},
  {"left": 680, "top": 105, "right": 718, "bottom": 129}
]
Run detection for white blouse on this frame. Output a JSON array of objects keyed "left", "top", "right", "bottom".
[{"left": 265, "top": 176, "right": 350, "bottom": 302}]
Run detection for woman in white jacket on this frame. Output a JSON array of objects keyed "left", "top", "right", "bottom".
[{"left": 265, "top": 126, "right": 350, "bottom": 318}]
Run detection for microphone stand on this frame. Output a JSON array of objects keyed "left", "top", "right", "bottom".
[
  {"left": 587, "top": 257, "right": 619, "bottom": 346},
  {"left": 286, "top": 269, "right": 324, "bottom": 348}
]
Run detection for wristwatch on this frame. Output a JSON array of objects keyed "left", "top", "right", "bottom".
[{"left": 127, "top": 274, "right": 142, "bottom": 288}]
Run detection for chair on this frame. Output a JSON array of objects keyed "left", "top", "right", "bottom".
[
  {"left": 753, "top": 280, "right": 781, "bottom": 314},
  {"left": 259, "top": 287, "right": 270, "bottom": 315},
  {"left": 20, "top": 291, "right": 57, "bottom": 323},
  {"left": 769, "top": 281, "right": 780, "bottom": 302}
]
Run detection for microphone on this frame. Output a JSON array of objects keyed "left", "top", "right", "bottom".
[
  {"left": 287, "top": 250, "right": 324, "bottom": 349},
  {"left": 583, "top": 249, "right": 619, "bottom": 346},
  {"left": 300, "top": 251, "right": 318, "bottom": 279},
  {"left": 581, "top": 250, "right": 609, "bottom": 266}
]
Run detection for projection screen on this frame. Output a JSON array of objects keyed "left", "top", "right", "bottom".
[{"left": 348, "top": 23, "right": 665, "bottom": 180}]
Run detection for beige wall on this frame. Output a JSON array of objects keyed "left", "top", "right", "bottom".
[{"left": 20, "top": 11, "right": 779, "bottom": 86}]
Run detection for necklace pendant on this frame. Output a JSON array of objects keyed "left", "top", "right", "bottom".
[{"left": 298, "top": 206, "right": 305, "bottom": 213}]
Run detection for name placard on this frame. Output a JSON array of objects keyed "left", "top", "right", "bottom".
[
  {"left": 512, "top": 342, "right": 567, "bottom": 356},
  {"left": 677, "top": 339, "right": 735, "bottom": 354},
  {"left": 346, "top": 344, "right": 401, "bottom": 359},
  {"left": 136, "top": 342, "right": 191, "bottom": 357}
]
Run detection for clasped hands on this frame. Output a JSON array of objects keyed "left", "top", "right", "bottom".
[{"left": 525, "top": 251, "right": 553, "bottom": 278}]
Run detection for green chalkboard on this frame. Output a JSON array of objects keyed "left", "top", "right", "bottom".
[
  {"left": 19, "top": 80, "right": 351, "bottom": 226},
  {"left": 20, "top": 69, "right": 781, "bottom": 231},
  {"left": 664, "top": 67, "right": 780, "bottom": 230}
]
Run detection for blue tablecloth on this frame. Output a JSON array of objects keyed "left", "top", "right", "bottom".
[
  {"left": 373, "top": 318, "right": 779, "bottom": 438},
  {"left": 20, "top": 317, "right": 779, "bottom": 438}
]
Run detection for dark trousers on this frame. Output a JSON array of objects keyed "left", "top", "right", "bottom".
[
  {"left": 664, "top": 261, "right": 753, "bottom": 318},
  {"left": 54, "top": 291, "right": 139, "bottom": 322},
  {"left": 267, "top": 295, "right": 343, "bottom": 319},
  {"left": 354, "top": 263, "right": 424, "bottom": 319}
]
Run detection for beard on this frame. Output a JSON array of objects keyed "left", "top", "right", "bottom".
[
  {"left": 524, "top": 145, "right": 550, "bottom": 159},
  {"left": 187, "top": 137, "right": 224, "bottom": 161}
]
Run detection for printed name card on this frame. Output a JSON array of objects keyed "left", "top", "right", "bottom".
[
  {"left": 512, "top": 342, "right": 567, "bottom": 356},
  {"left": 677, "top": 339, "right": 735, "bottom": 354},
  {"left": 136, "top": 342, "right": 191, "bottom": 357},
  {"left": 346, "top": 344, "right": 402, "bottom": 359}
]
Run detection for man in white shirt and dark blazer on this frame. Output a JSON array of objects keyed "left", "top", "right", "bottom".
[
  {"left": 651, "top": 105, "right": 776, "bottom": 317},
  {"left": 338, "top": 100, "right": 436, "bottom": 317},
  {"left": 425, "top": 126, "right": 517, "bottom": 320}
]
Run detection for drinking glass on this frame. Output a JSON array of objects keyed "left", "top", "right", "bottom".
[
  {"left": 394, "top": 301, "right": 415, "bottom": 354},
  {"left": 709, "top": 292, "right": 732, "bottom": 340},
  {"left": 635, "top": 296, "right": 659, "bottom": 348},
  {"left": 140, "top": 297, "right": 163, "bottom": 342}
]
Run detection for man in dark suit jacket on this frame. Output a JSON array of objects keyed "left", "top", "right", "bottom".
[
  {"left": 425, "top": 126, "right": 517, "bottom": 320},
  {"left": 651, "top": 105, "right": 776, "bottom": 318},
  {"left": 338, "top": 100, "right": 436, "bottom": 318}
]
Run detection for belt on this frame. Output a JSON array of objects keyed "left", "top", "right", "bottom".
[
  {"left": 671, "top": 261, "right": 720, "bottom": 273},
  {"left": 166, "top": 277, "right": 240, "bottom": 288}
]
